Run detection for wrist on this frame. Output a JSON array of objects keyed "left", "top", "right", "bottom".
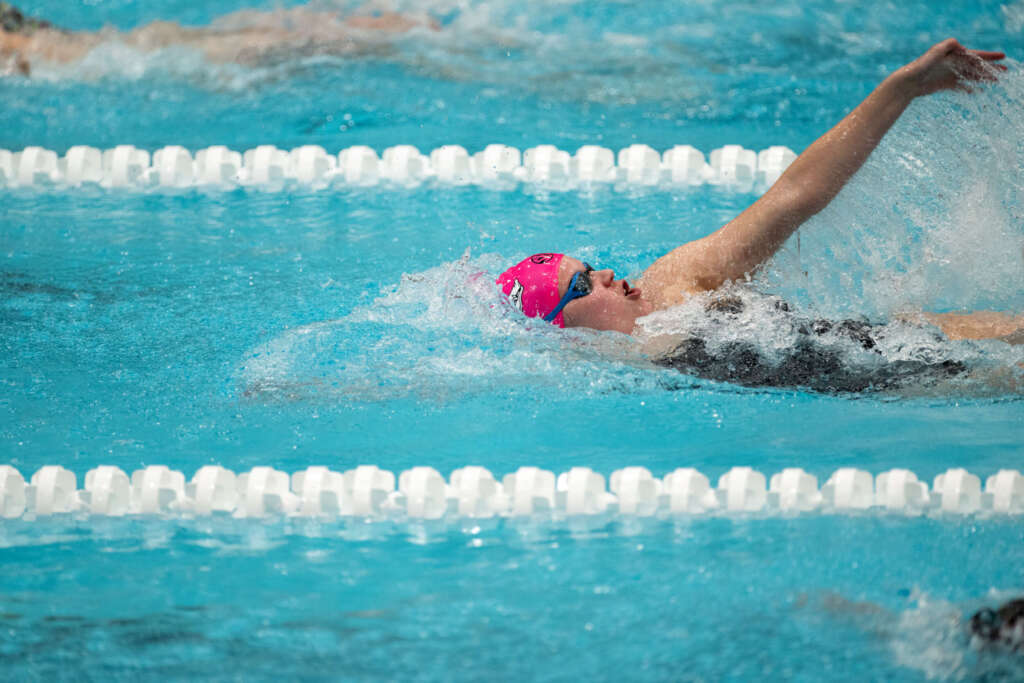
[{"left": 883, "top": 66, "right": 922, "bottom": 101}]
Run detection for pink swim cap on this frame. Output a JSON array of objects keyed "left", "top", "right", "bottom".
[{"left": 496, "top": 253, "right": 566, "bottom": 327}]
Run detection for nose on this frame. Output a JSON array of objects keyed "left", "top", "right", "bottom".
[{"left": 594, "top": 269, "right": 615, "bottom": 287}]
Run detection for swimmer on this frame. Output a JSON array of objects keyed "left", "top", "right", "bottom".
[
  {"left": 969, "top": 597, "right": 1024, "bottom": 652},
  {"left": 0, "top": 2, "right": 438, "bottom": 76},
  {"left": 496, "top": 39, "right": 1022, "bottom": 392},
  {"left": 819, "top": 592, "right": 1024, "bottom": 656}
]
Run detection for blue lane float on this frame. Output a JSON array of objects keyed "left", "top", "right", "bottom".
[
  {"left": 0, "top": 464, "right": 1021, "bottom": 520},
  {"left": 0, "top": 143, "right": 797, "bottom": 193}
]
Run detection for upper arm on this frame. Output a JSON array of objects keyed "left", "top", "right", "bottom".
[
  {"left": 639, "top": 179, "right": 816, "bottom": 309},
  {"left": 638, "top": 67, "right": 921, "bottom": 312}
]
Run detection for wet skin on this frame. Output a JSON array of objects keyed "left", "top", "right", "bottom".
[
  {"left": 555, "top": 255, "right": 1024, "bottom": 351},
  {"left": 556, "top": 256, "right": 653, "bottom": 334}
]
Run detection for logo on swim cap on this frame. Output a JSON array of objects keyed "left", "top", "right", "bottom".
[
  {"left": 508, "top": 280, "right": 524, "bottom": 312},
  {"left": 530, "top": 253, "right": 557, "bottom": 265}
]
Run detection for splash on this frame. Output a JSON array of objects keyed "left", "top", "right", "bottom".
[
  {"left": 28, "top": 43, "right": 272, "bottom": 90},
  {"left": 239, "top": 252, "right": 673, "bottom": 402},
  {"left": 13, "top": 0, "right": 992, "bottom": 106},
  {"left": 761, "top": 65, "right": 1024, "bottom": 319},
  {"left": 242, "top": 256, "right": 1020, "bottom": 403},
  {"left": 889, "top": 591, "right": 1024, "bottom": 681},
  {"left": 22, "top": 3, "right": 442, "bottom": 89},
  {"left": 635, "top": 286, "right": 1022, "bottom": 396}
]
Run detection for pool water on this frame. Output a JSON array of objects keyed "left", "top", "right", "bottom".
[{"left": 2, "top": 0, "right": 1023, "bottom": 680}]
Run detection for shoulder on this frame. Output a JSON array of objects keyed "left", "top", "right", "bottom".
[{"left": 637, "top": 247, "right": 709, "bottom": 311}]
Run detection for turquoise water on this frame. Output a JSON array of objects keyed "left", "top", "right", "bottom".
[{"left": 2, "top": 1, "right": 1023, "bottom": 680}]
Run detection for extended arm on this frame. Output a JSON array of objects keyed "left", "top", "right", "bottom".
[
  {"left": 1, "top": 7, "right": 438, "bottom": 74},
  {"left": 639, "top": 39, "right": 1005, "bottom": 309}
]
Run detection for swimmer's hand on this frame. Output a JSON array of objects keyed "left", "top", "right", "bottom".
[{"left": 901, "top": 38, "right": 1005, "bottom": 97}]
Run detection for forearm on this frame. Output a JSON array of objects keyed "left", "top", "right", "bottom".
[
  {"left": 688, "top": 69, "right": 919, "bottom": 289},
  {"left": 779, "top": 69, "right": 917, "bottom": 216},
  {"left": 640, "top": 39, "right": 1003, "bottom": 307}
]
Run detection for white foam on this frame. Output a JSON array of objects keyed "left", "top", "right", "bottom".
[{"left": 762, "top": 68, "right": 1024, "bottom": 319}]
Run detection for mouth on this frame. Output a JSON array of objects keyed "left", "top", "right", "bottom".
[{"left": 622, "top": 280, "right": 641, "bottom": 299}]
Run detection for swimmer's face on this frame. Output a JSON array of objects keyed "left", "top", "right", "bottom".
[{"left": 558, "top": 255, "right": 652, "bottom": 334}]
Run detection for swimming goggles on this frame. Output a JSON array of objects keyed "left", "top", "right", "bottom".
[{"left": 543, "top": 263, "right": 594, "bottom": 322}]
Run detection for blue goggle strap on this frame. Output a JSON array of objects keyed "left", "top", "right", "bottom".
[{"left": 543, "top": 270, "right": 585, "bottom": 322}]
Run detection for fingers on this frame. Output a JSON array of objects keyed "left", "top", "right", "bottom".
[
  {"left": 952, "top": 50, "right": 1006, "bottom": 83},
  {"left": 968, "top": 49, "right": 1006, "bottom": 62},
  {"left": 934, "top": 39, "right": 1005, "bottom": 63}
]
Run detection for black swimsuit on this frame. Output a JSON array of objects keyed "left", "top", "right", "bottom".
[
  {"left": 969, "top": 598, "right": 1024, "bottom": 652},
  {"left": 653, "top": 295, "right": 966, "bottom": 393}
]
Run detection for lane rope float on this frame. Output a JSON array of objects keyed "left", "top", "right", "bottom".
[
  {"left": 1, "top": 464, "right": 1021, "bottom": 520},
  {"left": 0, "top": 143, "right": 796, "bottom": 193}
]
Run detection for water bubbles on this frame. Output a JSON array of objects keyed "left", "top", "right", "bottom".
[
  {"left": 763, "top": 67, "right": 1024, "bottom": 319},
  {"left": 239, "top": 252, "right": 677, "bottom": 402},
  {"left": 636, "top": 285, "right": 1022, "bottom": 395},
  {"left": 239, "top": 232, "right": 1021, "bottom": 401}
]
